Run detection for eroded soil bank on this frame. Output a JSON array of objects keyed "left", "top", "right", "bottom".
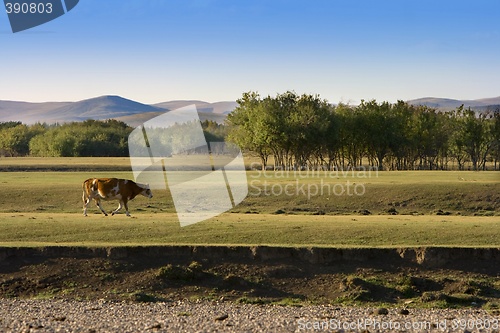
[{"left": 1, "top": 246, "right": 499, "bottom": 308}]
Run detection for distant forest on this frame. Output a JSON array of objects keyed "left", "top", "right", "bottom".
[
  {"left": 1, "top": 91, "right": 499, "bottom": 171},
  {"left": 0, "top": 119, "right": 226, "bottom": 159}
]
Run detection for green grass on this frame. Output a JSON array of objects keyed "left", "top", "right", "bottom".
[
  {"left": 0, "top": 213, "right": 498, "bottom": 247},
  {"left": 0, "top": 171, "right": 175, "bottom": 214},
  {"left": 240, "top": 170, "right": 500, "bottom": 216},
  {"left": 0, "top": 157, "right": 132, "bottom": 170},
  {"left": 0, "top": 170, "right": 498, "bottom": 215},
  {"left": 0, "top": 158, "right": 498, "bottom": 247}
]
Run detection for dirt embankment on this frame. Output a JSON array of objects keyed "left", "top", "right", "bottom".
[
  {"left": 1, "top": 246, "right": 499, "bottom": 307},
  {"left": 2, "top": 246, "right": 500, "bottom": 268}
]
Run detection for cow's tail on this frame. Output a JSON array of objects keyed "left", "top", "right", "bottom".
[
  {"left": 90, "top": 178, "right": 98, "bottom": 192},
  {"left": 83, "top": 178, "right": 96, "bottom": 216},
  {"left": 82, "top": 179, "right": 89, "bottom": 203},
  {"left": 82, "top": 178, "right": 96, "bottom": 203}
]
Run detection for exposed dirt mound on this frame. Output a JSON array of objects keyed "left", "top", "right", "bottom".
[{"left": 0, "top": 246, "right": 499, "bottom": 308}]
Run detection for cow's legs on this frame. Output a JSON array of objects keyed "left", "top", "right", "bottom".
[
  {"left": 82, "top": 192, "right": 90, "bottom": 216},
  {"left": 123, "top": 201, "right": 131, "bottom": 217},
  {"left": 94, "top": 199, "right": 108, "bottom": 216},
  {"left": 111, "top": 201, "right": 124, "bottom": 216},
  {"left": 111, "top": 200, "right": 131, "bottom": 217}
]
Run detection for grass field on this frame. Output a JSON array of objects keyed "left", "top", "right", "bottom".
[
  {"left": 0, "top": 157, "right": 132, "bottom": 170},
  {"left": 0, "top": 157, "right": 498, "bottom": 247},
  {"left": 0, "top": 213, "right": 498, "bottom": 247}
]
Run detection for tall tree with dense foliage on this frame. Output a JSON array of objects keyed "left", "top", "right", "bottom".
[
  {"left": 451, "top": 107, "right": 494, "bottom": 170},
  {"left": 492, "top": 111, "right": 500, "bottom": 170},
  {"left": 227, "top": 91, "right": 333, "bottom": 170},
  {"left": 226, "top": 92, "right": 271, "bottom": 169},
  {"left": 226, "top": 91, "right": 498, "bottom": 171}
]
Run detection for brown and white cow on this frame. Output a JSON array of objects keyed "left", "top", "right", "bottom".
[{"left": 82, "top": 178, "right": 152, "bottom": 217}]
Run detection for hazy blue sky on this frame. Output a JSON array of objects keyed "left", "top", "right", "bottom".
[{"left": 1, "top": 0, "right": 499, "bottom": 104}]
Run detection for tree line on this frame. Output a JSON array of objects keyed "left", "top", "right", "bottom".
[
  {"left": 1, "top": 92, "right": 499, "bottom": 171},
  {"left": 226, "top": 91, "right": 500, "bottom": 171},
  {"left": 0, "top": 119, "right": 226, "bottom": 158}
]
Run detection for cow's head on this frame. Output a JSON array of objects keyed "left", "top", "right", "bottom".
[{"left": 142, "top": 184, "right": 153, "bottom": 199}]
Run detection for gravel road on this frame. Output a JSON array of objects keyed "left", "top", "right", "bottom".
[{"left": 0, "top": 299, "right": 499, "bottom": 333}]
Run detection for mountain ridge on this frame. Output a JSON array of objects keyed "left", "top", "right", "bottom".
[
  {"left": 0, "top": 95, "right": 498, "bottom": 126},
  {"left": 406, "top": 96, "right": 500, "bottom": 110},
  {"left": 0, "top": 96, "right": 236, "bottom": 125},
  {"left": 33, "top": 95, "right": 165, "bottom": 123}
]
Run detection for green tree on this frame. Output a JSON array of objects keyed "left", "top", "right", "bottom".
[
  {"left": 388, "top": 101, "right": 417, "bottom": 170},
  {"left": 321, "top": 106, "right": 341, "bottom": 169},
  {"left": 0, "top": 121, "right": 22, "bottom": 130},
  {"left": 491, "top": 110, "right": 500, "bottom": 170},
  {"left": 412, "top": 108, "right": 449, "bottom": 170},
  {"left": 0, "top": 123, "right": 45, "bottom": 156},
  {"left": 202, "top": 119, "right": 227, "bottom": 143},
  {"left": 335, "top": 104, "right": 366, "bottom": 168},
  {"left": 356, "top": 100, "right": 395, "bottom": 170},
  {"left": 29, "top": 120, "right": 132, "bottom": 157},
  {"left": 290, "top": 93, "right": 331, "bottom": 169},
  {"left": 227, "top": 92, "right": 271, "bottom": 170},
  {"left": 451, "top": 106, "right": 493, "bottom": 170}
]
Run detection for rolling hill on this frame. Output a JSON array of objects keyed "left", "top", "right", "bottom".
[
  {"left": 42, "top": 95, "right": 164, "bottom": 121},
  {"left": 407, "top": 96, "right": 500, "bottom": 111},
  {"left": 153, "top": 100, "right": 237, "bottom": 115},
  {"left": 0, "top": 100, "right": 72, "bottom": 124},
  {"left": 0, "top": 96, "right": 164, "bottom": 124},
  {"left": 0, "top": 96, "right": 236, "bottom": 125},
  {"left": 1, "top": 95, "right": 498, "bottom": 126}
]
